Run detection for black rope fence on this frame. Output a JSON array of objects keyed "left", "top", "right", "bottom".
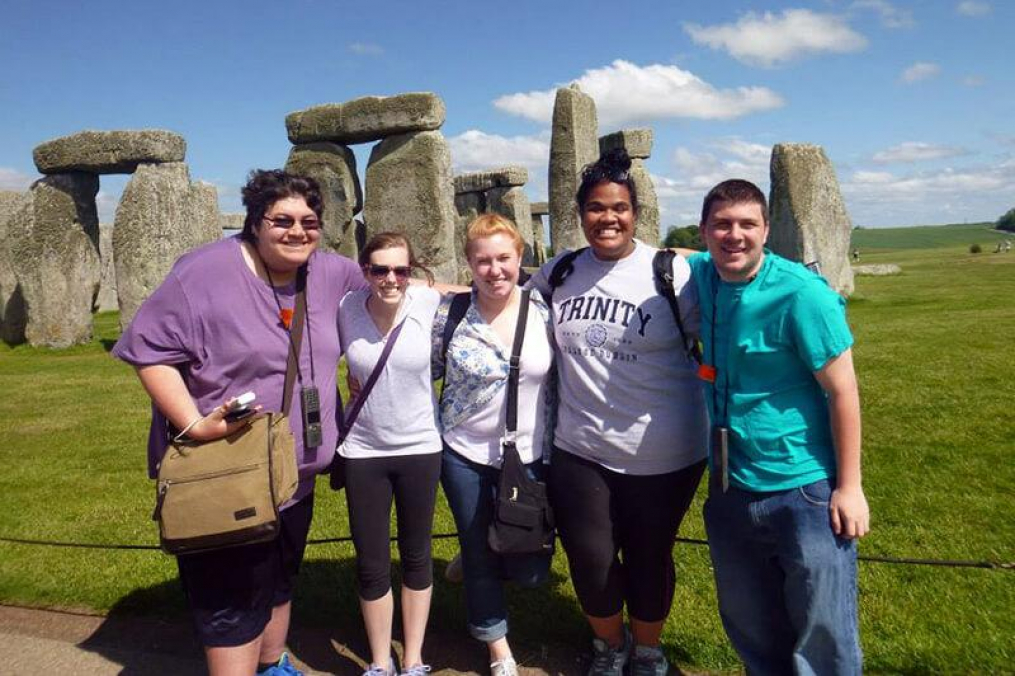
[{"left": 1, "top": 534, "right": 1012, "bottom": 570}]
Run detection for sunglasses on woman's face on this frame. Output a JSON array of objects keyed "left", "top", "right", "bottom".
[{"left": 365, "top": 264, "right": 412, "bottom": 280}]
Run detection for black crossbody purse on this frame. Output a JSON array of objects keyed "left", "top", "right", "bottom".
[{"left": 487, "top": 289, "right": 556, "bottom": 555}]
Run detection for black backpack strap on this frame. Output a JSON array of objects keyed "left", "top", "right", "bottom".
[
  {"left": 545, "top": 248, "right": 586, "bottom": 302},
  {"left": 653, "top": 250, "right": 702, "bottom": 365},
  {"left": 504, "top": 289, "right": 531, "bottom": 439},
  {"left": 441, "top": 292, "right": 472, "bottom": 366}
]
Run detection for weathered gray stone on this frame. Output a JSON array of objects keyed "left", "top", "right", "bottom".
[
  {"left": 364, "top": 131, "right": 457, "bottom": 283},
  {"left": 853, "top": 264, "right": 901, "bottom": 276},
  {"left": 33, "top": 130, "right": 186, "bottom": 175},
  {"left": 113, "top": 162, "right": 220, "bottom": 329},
  {"left": 530, "top": 214, "right": 548, "bottom": 266},
  {"left": 220, "top": 213, "right": 244, "bottom": 231},
  {"left": 769, "top": 144, "right": 855, "bottom": 296},
  {"left": 0, "top": 191, "right": 29, "bottom": 344},
  {"left": 96, "top": 223, "right": 118, "bottom": 312},
  {"left": 487, "top": 186, "right": 535, "bottom": 266},
  {"left": 550, "top": 85, "right": 599, "bottom": 254},
  {"left": 599, "top": 128, "right": 653, "bottom": 159},
  {"left": 453, "top": 192, "right": 484, "bottom": 284},
  {"left": 9, "top": 174, "right": 100, "bottom": 348},
  {"left": 530, "top": 201, "right": 549, "bottom": 216},
  {"left": 285, "top": 142, "right": 362, "bottom": 258},
  {"left": 453, "top": 167, "right": 528, "bottom": 194},
  {"left": 630, "top": 159, "right": 660, "bottom": 246},
  {"left": 287, "top": 93, "right": 446, "bottom": 145}
]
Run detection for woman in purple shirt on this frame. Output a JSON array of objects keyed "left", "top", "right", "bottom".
[{"left": 113, "top": 170, "right": 365, "bottom": 676}]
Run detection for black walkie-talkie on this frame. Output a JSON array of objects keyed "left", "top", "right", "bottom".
[{"left": 301, "top": 385, "right": 322, "bottom": 459}]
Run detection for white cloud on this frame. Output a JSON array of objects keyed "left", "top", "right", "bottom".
[
  {"left": 493, "top": 60, "right": 784, "bottom": 128},
  {"left": 956, "top": 1, "right": 991, "bottom": 17},
  {"left": 0, "top": 167, "right": 36, "bottom": 191},
  {"left": 962, "top": 74, "right": 986, "bottom": 87},
  {"left": 652, "top": 139, "right": 773, "bottom": 225},
  {"left": 851, "top": 0, "right": 915, "bottom": 28},
  {"left": 872, "top": 142, "right": 969, "bottom": 164},
  {"left": 447, "top": 130, "right": 551, "bottom": 200},
  {"left": 447, "top": 130, "right": 550, "bottom": 174},
  {"left": 92, "top": 190, "right": 119, "bottom": 223},
  {"left": 348, "top": 42, "right": 384, "bottom": 56},
  {"left": 842, "top": 158, "right": 1015, "bottom": 225},
  {"left": 901, "top": 61, "right": 940, "bottom": 83},
  {"left": 683, "top": 9, "right": 867, "bottom": 67}
]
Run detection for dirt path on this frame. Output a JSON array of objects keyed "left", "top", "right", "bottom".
[{"left": 0, "top": 603, "right": 591, "bottom": 675}]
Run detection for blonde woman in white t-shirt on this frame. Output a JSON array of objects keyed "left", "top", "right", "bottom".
[{"left": 431, "top": 214, "right": 555, "bottom": 676}]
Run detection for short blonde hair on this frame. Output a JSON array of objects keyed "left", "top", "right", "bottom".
[{"left": 465, "top": 213, "right": 524, "bottom": 258}]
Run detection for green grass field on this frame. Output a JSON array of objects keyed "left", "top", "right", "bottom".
[
  {"left": 1, "top": 231, "right": 1013, "bottom": 673},
  {"left": 851, "top": 221, "right": 1008, "bottom": 252}
]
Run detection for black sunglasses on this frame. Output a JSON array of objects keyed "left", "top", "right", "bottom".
[{"left": 365, "top": 264, "right": 412, "bottom": 280}]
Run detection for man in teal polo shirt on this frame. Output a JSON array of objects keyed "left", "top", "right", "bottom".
[{"left": 688, "top": 179, "right": 870, "bottom": 675}]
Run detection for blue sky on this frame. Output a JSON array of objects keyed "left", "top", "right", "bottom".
[{"left": 1, "top": 0, "right": 1012, "bottom": 229}]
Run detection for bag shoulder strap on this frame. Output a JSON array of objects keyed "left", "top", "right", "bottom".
[
  {"left": 652, "top": 250, "right": 702, "bottom": 365},
  {"left": 544, "top": 248, "right": 585, "bottom": 303},
  {"left": 441, "top": 292, "right": 472, "bottom": 365},
  {"left": 338, "top": 318, "right": 406, "bottom": 444},
  {"left": 281, "top": 265, "right": 308, "bottom": 415},
  {"left": 505, "top": 289, "right": 531, "bottom": 437}
]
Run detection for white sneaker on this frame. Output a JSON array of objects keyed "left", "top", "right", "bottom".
[
  {"left": 490, "top": 656, "right": 518, "bottom": 676},
  {"left": 363, "top": 658, "right": 396, "bottom": 676}
]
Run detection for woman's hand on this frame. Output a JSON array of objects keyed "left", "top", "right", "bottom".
[{"left": 184, "top": 398, "right": 263, "bottom": 442}]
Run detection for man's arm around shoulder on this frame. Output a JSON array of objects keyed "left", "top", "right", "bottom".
[{"left": 813, "top": 349, "right": 871, "bottom": 540}]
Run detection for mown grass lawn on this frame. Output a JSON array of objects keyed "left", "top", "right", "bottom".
[{"left": 1, "top": 237, "right": 1013, "bottom": 673}]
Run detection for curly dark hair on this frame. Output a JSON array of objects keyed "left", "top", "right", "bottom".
[
  {"left": 240, "top": 169, "right": 324, "bottom": 242},
  {"left": 575, "top": 147, "right": 639, "bottom": 214}
]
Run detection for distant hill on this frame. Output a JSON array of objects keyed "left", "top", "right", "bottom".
[{"left": 850, "top": 222, "right": 1007, "bottom": 251}]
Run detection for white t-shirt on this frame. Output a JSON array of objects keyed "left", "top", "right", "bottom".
[
  {"left": 440, "top": 292, "right": 554, "bottom": 466},
  {"left": 528, "top": 240, "right": 708, "bottom": 475},
  {"left": 337, "top": 284, "right": 442, "bottom": 458}
]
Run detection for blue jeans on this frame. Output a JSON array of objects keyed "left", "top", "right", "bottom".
[
  {"left": 441, "top": 445, "right": 552, "bottom": 643},
  {"left": 703, "top": 478, "right": 862, "bottom": 676}
]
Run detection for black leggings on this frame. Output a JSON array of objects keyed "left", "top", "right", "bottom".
[
  {"left": 343, "top": 453, "right": 442, "bottom": 601},
  {"left": 549, "top": 448, "right": 705, "bottom": 622}
]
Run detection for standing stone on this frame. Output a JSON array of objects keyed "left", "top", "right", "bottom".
[
  {"left": 453, "top": 191, "right": 484, "bottom": 284},
  {"left": 530, "top": 213, "right": 548, "bottom": 266},
  {"left": 364, "top": 131, "right": 457, "bottom": 283},
  {"left": 220, "top": 213, "right": 244, "bottom": 232},
  {"left": 287, "top": 93, "right": 446, "bottom": 145},
  {"left": 599, "top": 129, "right": 659, "bottom": 246},
  {"left": 285, "top": 142, "right": 362, "bottom": 259},
  {"left": 530, "top": 201, "right": 549, "bottom": 266},
  {"left": 9, "top": 174, "right": 100, "bottom": 348},
  {"left": 769, "top": 144, "right": 855, "bottom": 296},
  {"left": 113, "top": 162, "right": 220, "bottom": 329},
  {"left": 0, "top": 191, "right": 29, "bottom": 344},
  {"left": 550, "top": 84, "right": 599, "bottom": 254},
  {"left": 629, "top": 160, "right": 660, "bottom": 246},
  {"left": 452, "top": 167, "right": 528, "bottom": 194},
  {"left": 599, "top": 129, "right": 653, "bottom": 160},
  {"left": 33, "top": 130, "right": 186, "bottom": 174},
  {"left": 96, "top": 223, "right": 118, "bottom": 312},
  {"left": 487, "top": 186, "right": 535, "bottom": 266}
]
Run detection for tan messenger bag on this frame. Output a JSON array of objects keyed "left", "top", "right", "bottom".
[
  {"left": 153, "top": 413, "right": 298, "bottom": 554},
  {"left": 151, "top": 267, "right": 307, "bottom": 555}
]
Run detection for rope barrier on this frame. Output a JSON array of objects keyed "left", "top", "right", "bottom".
[{"left": 2, "top": 535, "right": 1012, "bottom": 570}]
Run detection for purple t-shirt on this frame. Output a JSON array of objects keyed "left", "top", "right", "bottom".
[{"left": 112, "top": 236, "right": 366, "bottom": 504}]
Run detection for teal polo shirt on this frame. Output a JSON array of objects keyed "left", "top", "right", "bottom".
[{"left": 688, "top": 251, "right": 853, "bottom": 491}]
